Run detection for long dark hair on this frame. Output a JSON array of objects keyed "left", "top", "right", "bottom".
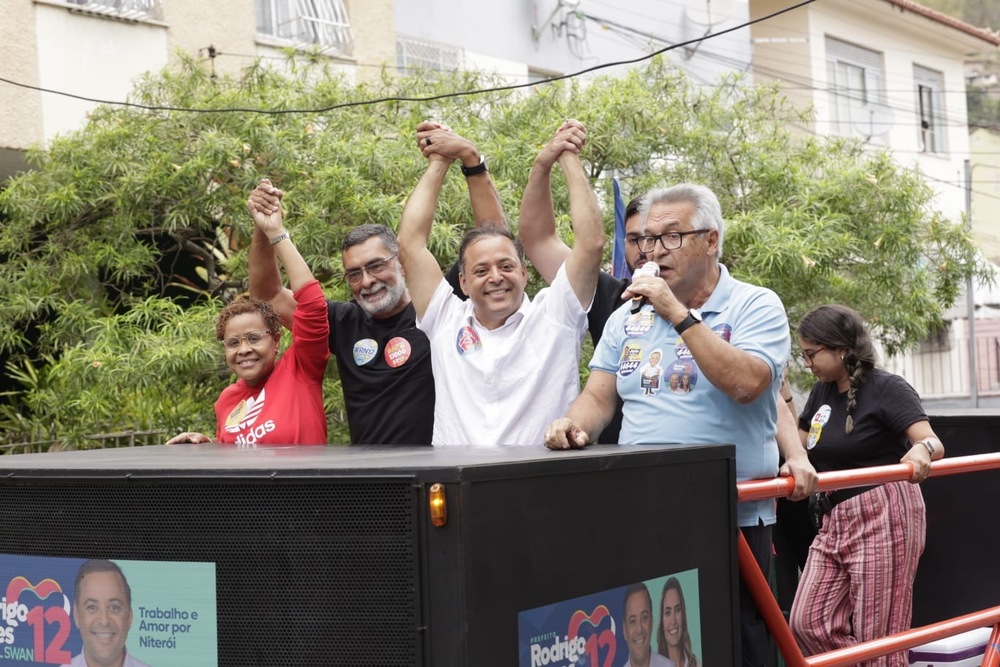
[
  {"left": 656, "top": 577, "right": 698, "bottom": 667},
  {"left": 797, "top": 304, "right": 877, "bottom": 434}
]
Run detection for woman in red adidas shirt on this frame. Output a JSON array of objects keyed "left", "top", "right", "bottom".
[{"left": 167, "top": 179, "right": 329, "bottom": 446}]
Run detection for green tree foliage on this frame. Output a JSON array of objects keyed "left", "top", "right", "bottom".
[
  {"left": 968, "top": 87, "right": 1000, "bottom": 131},
  {"left": 0, "top": 54, "right": 990, "bottom": 447}
]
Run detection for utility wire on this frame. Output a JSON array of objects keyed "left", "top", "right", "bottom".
[{"left": 0, "top": 0, "right": 815, "bottom": 115}]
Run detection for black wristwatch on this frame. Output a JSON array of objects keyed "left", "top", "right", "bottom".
[
  {"left": 460, "top": 155, "right": 488, "bottom": 177},
  {"left": 675, "top": 309, "right": 703, "bottom": 336}
]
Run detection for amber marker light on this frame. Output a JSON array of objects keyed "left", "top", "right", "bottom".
[{"left": 429, "top": 483, "right": 447, "bottom": 527}]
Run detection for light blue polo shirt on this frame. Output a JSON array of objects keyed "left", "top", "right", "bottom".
[{"left": 590, "top": 265, "right": 790, "bottom": 527}]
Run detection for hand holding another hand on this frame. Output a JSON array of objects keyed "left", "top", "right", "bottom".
[{"left": 247, "top": 178, "right": 285, "bottom": 237}]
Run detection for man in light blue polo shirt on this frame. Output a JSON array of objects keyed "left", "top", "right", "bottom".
[{"left": 544, "top": 183, "right": 794, "bottom": 667}]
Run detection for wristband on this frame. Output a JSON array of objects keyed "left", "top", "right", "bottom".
[
  {"left": 269, "top": 232, "right": 290, "bottom": 245},
  {"left": 460, "top": 155, "right": 488, "bottom": 177},
  {"left": 915, "top": 438, "right": 936, "bottom": 457},
  {"left": 674, "top": 309, "right": 702, "bottom": 336}
]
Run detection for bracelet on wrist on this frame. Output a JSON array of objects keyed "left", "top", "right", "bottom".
[
  {"left": 269, "top": 232, "right": 290, "bottom": 245},
  {"left": 460, "top": 155, "right": 488, "bottom": 177}
]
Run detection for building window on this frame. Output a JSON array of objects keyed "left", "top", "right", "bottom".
[
  {"left": 255, "top": 0, "right": 353, "bottom": 57},
  {"left": 914, "top": 65, "right": 946, "bottom": 154},
  {"left": 825, "top": 37, "right": 886, "bottom": 141},
  {"left": 396, "top": 35, "right": 462, "bottom": 74},
  {"left": 65, "top": 0, "right": 162, "bottom": 21}
]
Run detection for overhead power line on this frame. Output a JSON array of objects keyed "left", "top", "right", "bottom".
[{"left": 0, "top": 0, "right": 816, "bottom": 116}]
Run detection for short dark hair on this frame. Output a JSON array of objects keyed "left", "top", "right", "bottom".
[
  {"left": 625, "top": 194, "right": 644, "bottom": 220},
  {"left": 74, "top": 559, "right": 131, "bottom": 607},
  {"left": 215, "top": 295, "right": 282, "bottom": 341},
  {"left": 458, "top": 224, "right": 524, "bottom": 275},
  {"left": 623, "top": 581, "right": 652, "bottom": 617},
  {"left": 341, "top": 224, "right": 398, "bottom": 254}
]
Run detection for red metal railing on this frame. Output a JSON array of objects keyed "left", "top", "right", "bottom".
[{"left": 736, "top": 452, "right": 1000, "bottom": 667}]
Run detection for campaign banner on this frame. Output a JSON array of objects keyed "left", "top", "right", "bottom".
[
  {"left": 1, "top": 554, "right": 216, "bottom": 666},
  {"left": 518, "top": 568, "right": 701, "bottom": 667}
]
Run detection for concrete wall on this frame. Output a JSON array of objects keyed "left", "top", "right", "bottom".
[
  {"left": 0, "top": 0, "right": 396, "bottom": 180},
  {"left": 163, "top": 0, "right": 258, "bottom": 77},
  {"left": 394, "top": 0, "right": 753, "bottom": 86},
  {"left": 0, "top": 0, "right": 44, "bottom": 175},
  {"left": 970, "top": 128, "right": 1000, "bottom": 262},
  {"left": 348, "top": 0, "right": 396, "bottom": 82},
  {"left": 750, "top": 0, "right": 988, "bottom": 220},
  {"left": 34, "top": 3, "right": 169, "bottom": 143}
]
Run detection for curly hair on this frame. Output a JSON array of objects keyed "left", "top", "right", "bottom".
[
  {"left": 797, "top": 304, "right": 878, "bottom": 434},
  {"left": 215, "top": 295, "right": 281, "bottom": 341}
]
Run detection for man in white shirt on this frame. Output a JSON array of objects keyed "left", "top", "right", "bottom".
[
  {"left": 621, "top": 583, "right": 676, "bottom": 667},
  {"left": 62, "top": 559, "right": 150, "bottom": 667},
  {"left": 397, "top": 122, "right": 604, "bottom": 446}
]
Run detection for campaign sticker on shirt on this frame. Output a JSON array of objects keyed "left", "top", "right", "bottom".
[
  {"left": 638, "top": 348, "right": 664, "bottom": 395},
  {"left": 806, "top": 404, "right": 832, "bottom": 450},
  {"left": 624, "top": 311, "right": 655, "bottom": 338},
  {"left": 812, "top": 404, "right": 832, "bottom": 427},
  {"left": 384, "top": 337, "right": 412, "bottom": 368},
  {"left": 668, "top": 361, "right": 697, "bottom": 394},
  {"left": 353, "top": 338, "right": 379, "bottom": 366},
  {"left": 712, "top": 323, "right": 733, "bottom": 342},
  {"left": 617, "top": 343, "right": 645, "bottom": 376},
  {"left": 456, "top": 325, "right": 482, "bottom": 355}
]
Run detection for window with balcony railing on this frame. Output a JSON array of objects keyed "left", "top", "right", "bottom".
[
  {"left": 256, "top": 0, "right": 353, "bottom": 57},
  {"left": 65, "top": 0, "right": 162, "bottom": 21},
  {"left": 396, "top": 35, "right": 462, "bottom": 74}
]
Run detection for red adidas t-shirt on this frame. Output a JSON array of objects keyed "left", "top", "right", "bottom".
[{"left": 214, "top": 280, "right": 330, "bottom": 446}]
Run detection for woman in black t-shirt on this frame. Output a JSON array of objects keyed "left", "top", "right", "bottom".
[{"left": 788, "top": 304, "right": 944, "bottom": 667}]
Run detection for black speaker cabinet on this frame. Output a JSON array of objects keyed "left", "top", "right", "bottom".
[
  {"left": 0, "top": 443, "right": 739, "bottom": 666},
  {"left": 913, "top": 411, "right": 1000, "bottom": 627}
]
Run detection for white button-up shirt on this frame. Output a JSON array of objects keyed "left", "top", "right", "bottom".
[{"left": 418, "top": 263, "right": 589, "bottom": 446}]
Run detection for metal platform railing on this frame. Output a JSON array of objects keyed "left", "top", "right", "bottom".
[{"left": 736, "top": 452, "right": 1000, "bottom": 667}]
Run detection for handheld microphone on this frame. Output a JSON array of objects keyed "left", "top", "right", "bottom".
[{"left": 630, "top": 262, "right": 660, "bottom": 313}]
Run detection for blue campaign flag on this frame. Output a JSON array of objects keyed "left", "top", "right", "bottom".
[{"left": 611, "top": 179, "right": 632, "bottom": 280}]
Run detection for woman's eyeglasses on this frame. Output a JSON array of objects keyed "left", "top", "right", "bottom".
[{"left": 222, "top": 330, "right": 272, "bottom": 350}]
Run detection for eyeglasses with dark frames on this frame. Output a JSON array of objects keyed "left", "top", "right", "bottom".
[
  {"left": 629, "top": 230, "right": 709, "bottom": 253},
  {"left": 799, "top": 347, "right": 826, "bottom": 365}
]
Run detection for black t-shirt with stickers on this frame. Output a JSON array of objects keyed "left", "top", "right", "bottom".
[
  {"left": 327, "top": 264, "right": 463, "bottom": 445},
  {"left": 589, "top": 271, "right": 630, "bottom": 444},
  {"left": 328, "top": 300, "right": 434, "bottom": 445},
  {"left": 797, "top": 368, "right": 926, "bottom": 472}
]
